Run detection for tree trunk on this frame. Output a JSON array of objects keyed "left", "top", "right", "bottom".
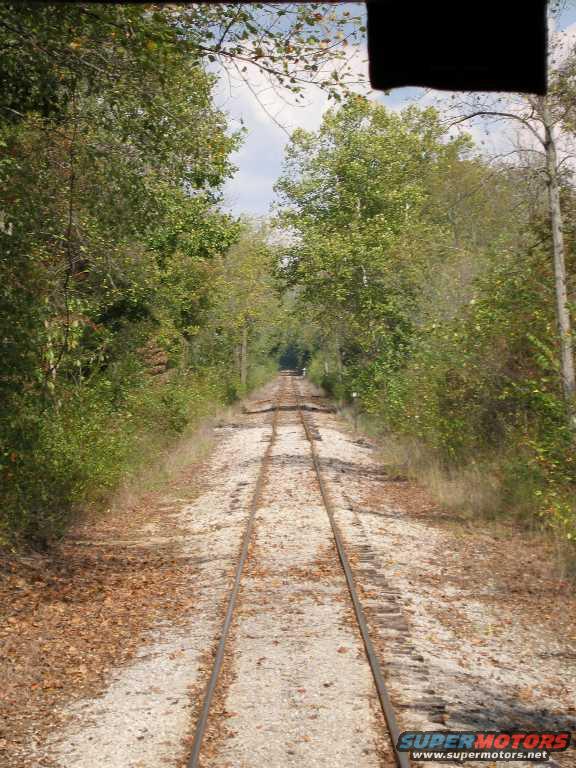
[
  {"left": 335, "top": 332, "right": 344, "bottom": 381},
  {"left": 234, "top": 342, "right": 241, "bottom": 377},
  {"left": 240, "top": 322, "right": 248, "bottom": 390},
  {"left": 542, "top": 101, "right": 576, "bottom": 425}
]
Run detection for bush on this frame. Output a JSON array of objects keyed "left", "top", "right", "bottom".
[
  {"left": 0, "top": 364, "right": 229, "bottom": 548},
  {"left": 370, "top": 245, "right": 576, "bottom": 544}
]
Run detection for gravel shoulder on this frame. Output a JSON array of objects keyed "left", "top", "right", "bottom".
[
  {"left": 2, "top": 375, "right": 574, "bottom": 768},
  {"left": 311, "top": 397, "right": 576, "bottom": 768}
]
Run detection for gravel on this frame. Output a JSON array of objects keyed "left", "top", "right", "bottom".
[
  {"left": 43, "top": 375, "right": 574, "bottom": 768},
  {"left": 46, "top": 399, "right": 275, "bottom": 768}
]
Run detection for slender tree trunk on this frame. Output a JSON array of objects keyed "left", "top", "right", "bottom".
[
  {"left": 542, "top": 102, "right": 576, "bottom": 425},
  {"left": 234, "top": 343, "right": 241, "bottom": 377},
  {"left": 334, "top": 331, "right": 343, "bottom": 381},
  {"left": 240, "top": 322, "right": 248, "bottom": 389}
]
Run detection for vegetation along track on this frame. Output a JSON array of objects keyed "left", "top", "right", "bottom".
[{"left": 187, "top": 371, "right": 408, "bottom": 768}]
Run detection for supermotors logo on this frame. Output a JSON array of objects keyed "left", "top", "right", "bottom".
[{"left": 397, "top": 730, "right": 572, "bottom": 762}]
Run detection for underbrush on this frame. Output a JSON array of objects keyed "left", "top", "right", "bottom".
[
  {"left": 376, "top": 373, "right": 576, "bottom": 540},
  {"left": 247, "top": 359, "right": 279, "bottom": 392},
  {"left": 0, "top": 363, "right": 235, "bottom": 548},
  {"left": 374, "top": 428, "right": 575, "bottom": 576},
  {"left": 312, "top": 244, "right": 576, "bottom": 572},
  {"left": 348, "top": 401, "right": 576, "bottom": 574},
  {"left": 337, "top": 393, "right": 576, "bottom": 575}
]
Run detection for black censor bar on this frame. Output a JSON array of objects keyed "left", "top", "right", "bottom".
[{"left": 367, "top": 0, "right": 548, "bottom": 94}]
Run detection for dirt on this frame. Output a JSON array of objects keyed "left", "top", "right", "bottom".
[
  {"left": 2, "top": 375, "right": 575, "bottom": 768},
  {"left": 0, "top": 481, "right": 203, "bottom": 767}
]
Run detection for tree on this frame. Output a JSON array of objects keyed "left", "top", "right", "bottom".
[
  {"left": 0, "top": 4, "right": 365, "bottom": 128},
  {"left": 444, "top": 28, "right": 576, "bottom": 425},
  {"left": 210, "top": 221, "right": 281, "bottom": 390},
  {"left": 275, "top": 97, "right": 468, "bottom": 395},
  {"left": 0, "top": 6, "right": 242, "bottom": 543}
]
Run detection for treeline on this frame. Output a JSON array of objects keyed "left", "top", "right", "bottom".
[
  {"left": 5, "top": 3, "right": 575, "bottom": 555},
  {"left": 0, "top": 5, "right": 304, "bottom": 546},
  {"left": 276, "top": 94, "right": 576, "bottom": 550}
]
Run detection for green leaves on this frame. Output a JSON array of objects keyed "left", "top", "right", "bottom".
[
  {"left": 275, "top": 98, "right": 458, "bottom": 386},
  {"left": 274, "top": 92, "right": 576, "bottom": 543},
  {"left": 0, "top": 5, "right": 247, "bottom": 545}
]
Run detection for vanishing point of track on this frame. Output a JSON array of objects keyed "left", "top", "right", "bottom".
[{"left": 187, "top": 371, "right": 409, "bottom": 768}]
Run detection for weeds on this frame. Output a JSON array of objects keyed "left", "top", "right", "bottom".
[{"left": 0, "top": 364, "right": 233, "bottom": 548}]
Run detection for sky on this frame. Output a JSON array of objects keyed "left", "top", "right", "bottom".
[{"left": 216, "top": 2, "right": 576, "bottom": 218}]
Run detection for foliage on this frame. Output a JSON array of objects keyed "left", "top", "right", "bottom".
[
  {"left": 0, "top": 3, "right": 364, "bottom": 126},
  {"left": 1, "top": 363, "right": 230, "bottom": 547},
  {"left": 1, "top": 5, "right": 314, "bottom": 546},
  {"left": 5, "top": 2, "right": 575, "bottom": 554},
  {"left": 276, "top": 98, "right": 468, "bottom": 393},
  {"left": 275, "top": 96, "right": 576, "bottom": 545}
]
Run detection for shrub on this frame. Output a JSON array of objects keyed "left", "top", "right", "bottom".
[{"left": 0, "top": 364, "right": 230, "bottom": 548}]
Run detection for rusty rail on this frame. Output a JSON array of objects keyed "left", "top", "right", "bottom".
[
  {"left": 186, "top": 381, "right": 282, "bottom": 768},
  {"left": 292, "top": 373, "right": 411, "bottom": 768}
]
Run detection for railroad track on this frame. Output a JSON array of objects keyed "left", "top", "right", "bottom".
[{"left": 187, "top": 371, "right": 409, "bottom": 768}]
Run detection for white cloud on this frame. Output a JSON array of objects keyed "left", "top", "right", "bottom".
[
  {"left": 216, "top": 8, "right": 576, "bottom": 218},
  {"left": 214, "top": 40, "right": 370, "bottom": 217}
]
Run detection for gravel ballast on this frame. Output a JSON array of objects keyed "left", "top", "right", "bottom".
[{"left": 6, "top": 374, "right": 574, "bottom": 768}]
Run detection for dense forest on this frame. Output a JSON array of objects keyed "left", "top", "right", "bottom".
[{"left": 1, "top": 3, "right": 575, "bottom": 563}]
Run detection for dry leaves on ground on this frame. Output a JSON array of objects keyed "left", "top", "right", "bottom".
[{"left": 0, "top": 466, "right": 209, "bottom": 767}]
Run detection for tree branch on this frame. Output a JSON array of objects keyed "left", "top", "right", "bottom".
[{"left": 448, "top": 110, "right": 545, "bottom": 146}]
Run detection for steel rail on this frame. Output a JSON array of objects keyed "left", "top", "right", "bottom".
[
  {"left": 291, "top": 374, "right": 411, "bottom": 768},
  {"left": 186, "top": 381, "right": 282, "bottom": 768}
]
